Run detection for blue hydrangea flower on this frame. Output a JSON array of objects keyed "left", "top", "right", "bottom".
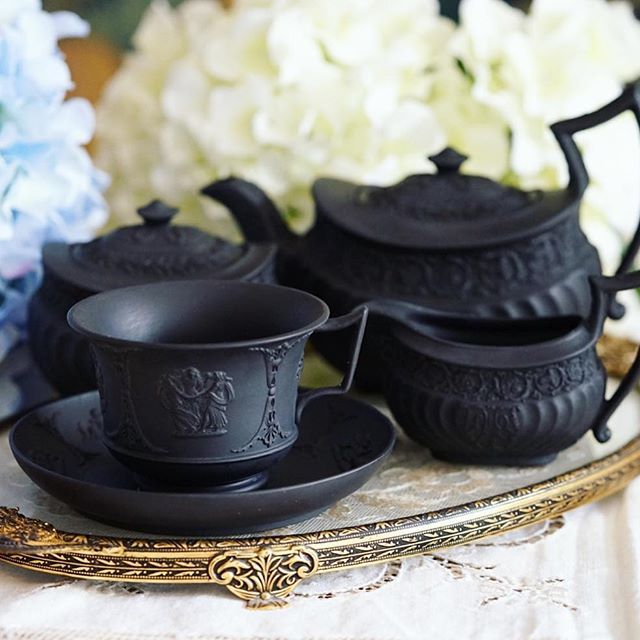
[{"left": 0, "top": 1, "right": 108, "bottom": 363}]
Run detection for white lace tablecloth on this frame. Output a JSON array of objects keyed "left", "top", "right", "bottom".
[
  {"left": 1, "top": 490, "right": 639, "bottom": 640},
  {"left": 1, "top": 361, "right": 640, "bottom": 639}
]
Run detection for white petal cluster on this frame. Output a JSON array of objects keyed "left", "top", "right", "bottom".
[
  {"left": 96, "top": 0, "right": 640, "bottom": 333},
  {"left": 96, "top": 0, "right": 452, "bottom": 231},
  {"left": 0, "top": 0, "right": 109, "bottom": 360},
  {"left": 447, "top": 0, "right": 640, "bottom": 270}
]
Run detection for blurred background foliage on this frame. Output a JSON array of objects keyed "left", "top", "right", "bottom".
[
  {"left": 42, "top": 0, "right": 638, "bottom": 139},
  {"left": 41, "top": 0, "right": 640, "bottom": 50},
  {"left": 43, "top": 0, "right": 533, "bottom": 50},
  {"left": 39, "top": 0, "right": 534, "bottom": 107},
  {"left": 44, "top": 0, "right": 184, "bottom": 50}
]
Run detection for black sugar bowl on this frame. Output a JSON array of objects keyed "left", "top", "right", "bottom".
[
  {"left": 201, "top": 81, "right": 640, "bottom": 391},
  {"left": 28, "top": 200, "right": 277, "bottom": 396},
  {"left": 368, "top": 270, "right": 640, "bottom": 466}
]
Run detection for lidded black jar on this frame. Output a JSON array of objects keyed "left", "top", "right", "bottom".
[{"left": 28, "top": 200, "right": 277, "bottom": 395}]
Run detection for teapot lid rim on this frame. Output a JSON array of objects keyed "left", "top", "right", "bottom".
[
  {"left": 42, "top": 241, "right": 277, "bottom": 293},
  {"left": 313, "top": 178, "right": 579, "bottom": 250},
  {"left": 40, "top": 199, "right": 277, "bottom": 290}
]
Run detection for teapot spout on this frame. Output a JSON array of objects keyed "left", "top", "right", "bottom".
[{"left": 201, "top": 177, "right": 293, "bottom": 245}]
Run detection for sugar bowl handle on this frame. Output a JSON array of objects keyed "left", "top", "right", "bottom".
[
  {"left": 589, "top": 271, "right": 640, "bottom": 442},
  {"left": 295, "top": 306, "right": 368, "bottom": 422}
]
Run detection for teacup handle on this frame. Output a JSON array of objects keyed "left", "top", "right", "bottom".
[
  {"left": 295, "top": 306, "right": 369, "bottom": 422},
  {"left": 589, "top": 271, "right": 640, "bottom": 442}
]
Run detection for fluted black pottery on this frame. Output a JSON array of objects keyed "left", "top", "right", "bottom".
[
  {"left": 67, "top": 280, "right": 368, "bottom": 491},
  {"left": 201, "top": 81, "right": 640, "bottom": 391},
  {"left": 368, "top": 271, "right": 640, "bottom": 466}
]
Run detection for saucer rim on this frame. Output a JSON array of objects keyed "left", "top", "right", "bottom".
[{"left": 9, "top": 391, "right": 397, "bottom": 499}]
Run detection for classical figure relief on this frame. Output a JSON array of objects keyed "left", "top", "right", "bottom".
[{"left": 158, "top": 367, "right": 235, "bottom": 437}]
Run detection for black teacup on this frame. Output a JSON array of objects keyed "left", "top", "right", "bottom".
[{"left": 67, "top": 280, "right": 368, "bottom": 491}]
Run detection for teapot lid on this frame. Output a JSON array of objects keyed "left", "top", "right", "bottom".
[
  {"left": 313, "top": 148, "right": 577, "bottom": 250},
  {"left": 43, "top": 200, "right": 276, "bottom": 292}
]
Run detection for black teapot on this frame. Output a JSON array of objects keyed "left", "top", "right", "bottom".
[
  {"left": 28, "top": 200, "right": 277, "bottom": 395},
  {"left": 366, "top": 270, "right": 640, "bottom": 466},
  {"left": 202, "top": 82, "right": 640, "bottom": 390}
]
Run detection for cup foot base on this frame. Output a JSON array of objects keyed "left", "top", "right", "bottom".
[
  {"left": 431, "top": 450, "right": 558, "bottom": 467},
  {"left": 134, "top": 471, "right": 269, "bottom": 493}
]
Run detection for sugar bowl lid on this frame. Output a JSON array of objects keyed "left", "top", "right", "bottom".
[
  {"left": 313, "top": 148, "right": 576, "bottom": 250},
  {"left": 42, "top": 200, "right": 276, "bottom": 292}
]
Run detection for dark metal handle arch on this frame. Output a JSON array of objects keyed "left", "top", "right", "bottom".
[
  {"left": 551, "top": 80, "right": 640, "bottom": 282},
  {"left": 295, "top": 306, "right": 368, "bottom": 423},
  {"left": 589, "top": 270, "right": 640, "bottom": 442}
]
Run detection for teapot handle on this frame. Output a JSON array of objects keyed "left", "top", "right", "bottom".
[
  {"left": 295, "top": 306, "right": 368, "bottom": 422},
  {"left": 551, "top": 81, "right": 640, "bottom": 282},
  {"left": 589, "top": 270, "right": 640, "bottom": 442}
]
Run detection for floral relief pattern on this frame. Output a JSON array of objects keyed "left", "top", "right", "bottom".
[
  {"left": 24, "top": 411, "right": 102, "bottom": 478},
  {"left": 301, "top": 214, "right": 595, "bottom": 302},
  {"left": 208, "top": 545, "right": 319, "bottom": 608},
  {"left": 71, "top": 232, "right": 245, "bottom": 278},
  {"left": 381, "top": 342, "right": 602, "bottom": 403}
]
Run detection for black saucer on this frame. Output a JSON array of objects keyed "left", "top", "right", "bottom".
[{"left": 10, "top": 392, "right": 395, "bottom": 535}]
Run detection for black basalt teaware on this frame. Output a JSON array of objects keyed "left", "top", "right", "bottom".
[
  {"left": 367, "top": 270, "right": 640, "bottom": 466},
  {"left": 28, "top": 200, "right": 278, "bottom": 396},
  {"left": 67, "top": 280, "right": 368, "bottom": 491},
  {"left": 10, "top": 391, "right": 395, "bottom": 535},
  {"left": 201, "top": 81, "right": 640, "bottom": 390}
]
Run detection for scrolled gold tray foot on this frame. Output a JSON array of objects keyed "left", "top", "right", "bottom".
[
  {"left": 0, "top": 507, "right": 320, "bottom": 608},
  {"left": 207, "top": 545, "right": 320, "bottom": 609}
]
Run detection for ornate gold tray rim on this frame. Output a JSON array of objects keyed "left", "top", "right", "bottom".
[{"left": 1, "top": 335, "right": 638, "bottom": 609}]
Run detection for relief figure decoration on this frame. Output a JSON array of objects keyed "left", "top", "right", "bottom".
[{"left": 158, "top": 367, "right": 235, "bottom": 437}]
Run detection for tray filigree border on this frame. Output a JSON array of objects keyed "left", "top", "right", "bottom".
[{"left": 1, "top": 432, "right": 639, "bottom": 608}]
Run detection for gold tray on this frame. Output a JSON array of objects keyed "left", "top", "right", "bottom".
[{"left": 1, "top": 335, "right": 638, "bottom": 609}]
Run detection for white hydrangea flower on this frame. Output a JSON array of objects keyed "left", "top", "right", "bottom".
[
  {"left": 449, "top": 0, "right": 640, "bottom": 287},
  {"left": 0, "top": 0, "right": 108, "bottom": 362},
  {"left": 96, "top": 0, "right": 452, "bottom": 231},
  {"left": 451, "top": 0, "right": 640, "bottom": 172}
]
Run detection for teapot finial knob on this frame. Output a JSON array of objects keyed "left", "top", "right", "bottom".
[
  {"left": 428, "top": 148, "right": 468, "bottom": 174},
  {"left": 137, "top": 200, "right": 179, "bottom": 226}
]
